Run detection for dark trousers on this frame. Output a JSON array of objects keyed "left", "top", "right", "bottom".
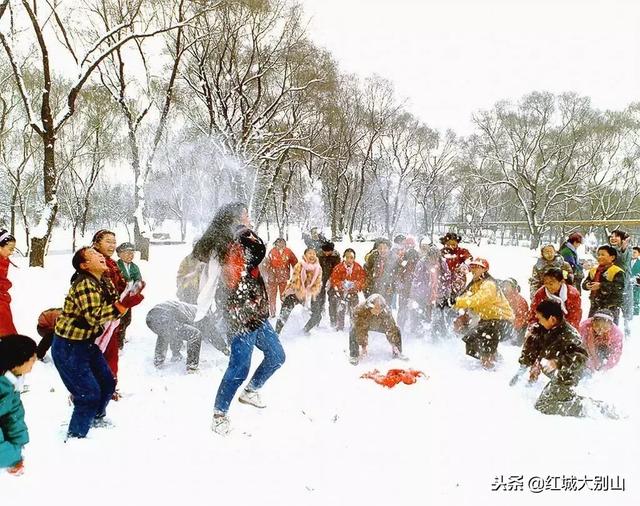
[
  {"left": 52, "top": 336, "right": 116, "bottom": 438},
  {"left": 332, "top": 292, "right": 359, "bottom": 331},
  {"left": 118, "top": 309, "right": 132, "bottom": 349},
  {"left": 535, "top": 380, "right": 586, "bottom": 417},
  {"left": 275, "top": 294, "right": 323, "bottom": 333},
  {"left": 462, "top": 319, "right": 512, "bottom": 359},
  {"left": 407, "top": 302, "right": 447, "bottom": 338},
  {"left": 36, "top": 330, "right": 54, "bottom": 360},
  {"left": 396, "top": 294, "right": 410, "bottom": 330},
  {"left": 146, "top": 311, "right": 202, "bottom": 369}
]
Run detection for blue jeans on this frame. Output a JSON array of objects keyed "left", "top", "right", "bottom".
[
  {"left": 52, "top": 336, "right": 116, "bottom": 438},
  {"left": 214, "top": 321, "right": 285, "bottom": 414}
]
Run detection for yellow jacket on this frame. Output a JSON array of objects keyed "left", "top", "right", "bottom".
[{"left": 454, "top": 276, "right": 514, "bottom": 321}]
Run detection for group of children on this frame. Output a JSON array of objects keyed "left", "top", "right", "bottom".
[
  {"left": 1, "top": 222, "right": 639, "bottom": 468},
  {"left": 0, "top": 228, "right": 144, "bottom": 472}
]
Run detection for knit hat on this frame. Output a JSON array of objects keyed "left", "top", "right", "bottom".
[{"left": 0, "top": 335, "right": 37, "bottom": 374}]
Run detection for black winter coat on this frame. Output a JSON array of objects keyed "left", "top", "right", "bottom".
[
  {"left": 519, "top": 321, "right": 588, "bottom": 385},
  {"left": 220, "top": 227, "right": 270, "bottom": 335}
]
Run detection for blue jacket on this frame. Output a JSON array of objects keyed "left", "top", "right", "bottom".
[{"left": 0, "top": 373, "right": 29, "bottom": 467}]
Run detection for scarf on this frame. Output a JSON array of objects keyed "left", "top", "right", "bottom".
[
  {"left": 344, "top": 262, "right": 353, "bottom": 277},
  {"left": 300, "top": 260, "right": 321, "bottom": 289},
  {"left": 545, "top": 283, "right": 568, "bottom": 314}
]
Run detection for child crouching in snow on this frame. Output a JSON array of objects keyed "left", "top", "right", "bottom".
[{"left": 0, "top": 334, "right": 37, "bottom": 475}]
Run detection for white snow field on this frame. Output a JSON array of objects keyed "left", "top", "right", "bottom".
[{"left": 1, "top": 236, "right": 639, "bottom": 506}]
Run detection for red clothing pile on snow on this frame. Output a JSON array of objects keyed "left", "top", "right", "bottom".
[{"left": 361, "top": 368, "right": 426, "bottom": 388}]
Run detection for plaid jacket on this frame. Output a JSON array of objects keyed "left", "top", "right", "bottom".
[{"left": 54, "top": 273, "right": 122, "bottom": 341}]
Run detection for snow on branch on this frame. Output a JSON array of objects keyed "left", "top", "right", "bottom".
[{"left": 0, "top": 32, "right": 44, "bottom": 134}]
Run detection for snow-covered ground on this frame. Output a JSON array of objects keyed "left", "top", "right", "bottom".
[{"left": 2, "top": 235, "right": 639, "bottom": 506}]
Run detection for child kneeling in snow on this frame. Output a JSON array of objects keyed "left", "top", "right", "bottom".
[
  {"left": 349, "top": 294, "right": 405, "bottom": 365},
  {"left": 0, "top": 334, "right": 37, "bottom": 475}
]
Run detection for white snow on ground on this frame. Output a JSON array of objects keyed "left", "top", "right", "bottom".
[{"left": 1, "top": 236, "right": 639, "bottom": 506}]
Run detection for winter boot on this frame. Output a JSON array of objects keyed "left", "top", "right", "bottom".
[
  {"left": 349, "top": 355, "right": 359, "bottom": 366},
  {"left": 238, "top": 388, "right": 266, "bottom": 408}
]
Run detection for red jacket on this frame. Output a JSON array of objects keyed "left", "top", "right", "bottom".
[
  {"left": 0, "top": 256, "right": 12, "bottom": 303},
  {"left": 579, "top": 319, "right": 623, "bottom": 371},
  {"left": 442, "top": 247, "right": 471, "bottom": 273},
  {"left": 0, "top": 256, "right": 17, "bottom": 336},
  {"left": 329, "top": 261, "right": 366, "bottom": 295},
  {"left": 505, "top": 291, "right": 529, "bottom": 330},
  {"left": 529, "top": 284, "right": 582, "bottom": 329},
  {"left": 264, "top": 247, "right": 297, "bottom": 284}
]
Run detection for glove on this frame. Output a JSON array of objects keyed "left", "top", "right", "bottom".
[
  {"left": 8, "top": 460, "right": 24, "bottom": 476},
  {"left": 120, "top": 292, "right": 145, "bottom": 308}
]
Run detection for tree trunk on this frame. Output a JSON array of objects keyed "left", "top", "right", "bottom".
[{"left": 29, "top": 135, "right": 58, "bottom": 267}]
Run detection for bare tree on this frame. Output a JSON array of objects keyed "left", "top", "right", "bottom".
[
  {"left": 470, "top": 92, "right": 612, "bottom": 248},
  {"left": 0, "top": 0, "right": 194, "bottom": 265}
]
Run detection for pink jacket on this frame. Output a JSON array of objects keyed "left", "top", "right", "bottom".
[{"left": 578, "top": 319, "right": 623, "bottom": 371}]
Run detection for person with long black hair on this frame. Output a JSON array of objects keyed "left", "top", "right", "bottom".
[{"left": 193, "top": 203, "right": 285, "bottom": 435}]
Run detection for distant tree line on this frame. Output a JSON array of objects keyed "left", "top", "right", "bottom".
[{"left": 1, "top": 0, "right": 639, "bottom": 265}]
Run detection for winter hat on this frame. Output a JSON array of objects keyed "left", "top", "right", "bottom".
[
  {"left": 116, "top": 242, "right": 135, "bottom": 253},
  {"left": 469, "top": 258, "right": 489, "bottom": 270},
  {"left": 0, "top": 335, "right": 37, "bottom": 374},
  {"left": 393, "top": 234, "right": 406, "bottom": 245},
  {"left": 593, "top": 309, "right": 615, "bottom": 322},
  {"left": 439, "top": 232, "right": 462, "bottom": 245}
]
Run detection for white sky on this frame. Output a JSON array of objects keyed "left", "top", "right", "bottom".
[{"left": 301, "top": 0, "right": 640, "bottom": 135}]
